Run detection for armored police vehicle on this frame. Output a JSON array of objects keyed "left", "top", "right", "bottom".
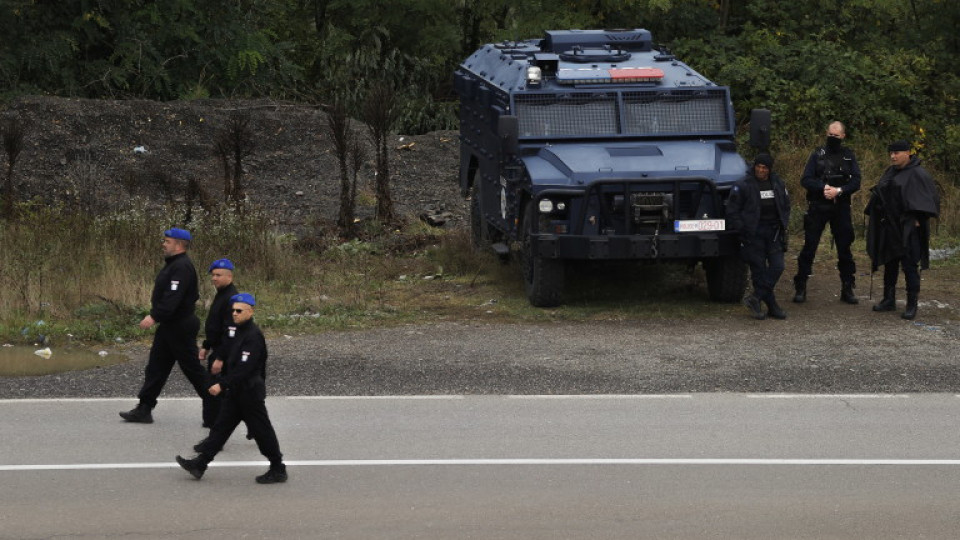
[{"left": 455, "top": 29, "right": 770, "bottom": 307}]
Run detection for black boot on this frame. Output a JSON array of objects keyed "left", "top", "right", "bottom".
[
  {"left": 119, "top": 404, "right": 153, "bottom": 424},
  {"left": 256, "top": 463, "right": 288, "bottom": 484},
  {"left": 792, "top": 276, "right": 807, "bottom": 303},
  {"left": 872, "top": 287, "right": 896, "bottom": 312},
  {"left": 765, "top": 295, "right": 787, "bottom": 320},
  {"left": 176, "top": 454, "right": 211, "bottom": 480},
  {"left": 840, "top": 282, "right": 859, "bottom": 305},
  {"left": 193, "top": 435, "right": 211, "bottom": 453},
  {"left": 902, "top": 291, "right": 918, "bottom": 320},
  {"left": 743, "top": 293, "right": 766, "bottom": 320}
]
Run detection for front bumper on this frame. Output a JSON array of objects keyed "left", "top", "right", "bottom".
[
  {"left": 532, "top": 230, "right": 739, "bottom": 260},
  {"left": 529, "top": 176, "right": 739, "bottom": 260}
]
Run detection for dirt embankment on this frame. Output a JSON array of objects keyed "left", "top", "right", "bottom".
[{"left": 4, "top": 96, "right": 467, "bottom": 233}]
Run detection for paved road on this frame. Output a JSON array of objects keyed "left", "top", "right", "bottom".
[{"left": 3, "top": 394, "right": 960, "bottom": 539}]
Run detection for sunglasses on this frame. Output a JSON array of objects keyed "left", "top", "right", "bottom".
[{"left": 232, "top": 308, "right": 247, "bottom": 313}]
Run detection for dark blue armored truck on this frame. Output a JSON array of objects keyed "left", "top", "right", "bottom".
[{"left": 455, "top": 28, "right": 769, "bottom": 307}]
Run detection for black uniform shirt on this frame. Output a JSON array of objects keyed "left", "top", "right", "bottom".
[
  {"left": 757, "top": 178, "right": 778, "bottom": 224},
  {"left": 149, "top": 253, "right": 199, "bottom": 323},
  {"left": 801, "top": 146, "right": 862, "bottom": 203},
  {"left": 202, "top": 282, "right": 238, "bottom": 354},
  {"left": 220, "top": 320, "right": 268, "bottom": 393}
]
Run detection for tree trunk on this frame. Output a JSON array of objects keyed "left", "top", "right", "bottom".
[
  {"left": 3, "top": 166, "right": 13, "bottom": 219},
  {"left": 232, "top": 151, "right": 245, "bottom": 207},
  {"left": 375, "top": 139, "right": 394, "bottom": 223}
]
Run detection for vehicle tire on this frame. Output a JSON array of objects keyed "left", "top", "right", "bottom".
[
  {"left": 703, "top": 255, "right": 746, "bottom": 302},
  {"left": 521, "top": 203, "right": 565, "bottom": 307}
]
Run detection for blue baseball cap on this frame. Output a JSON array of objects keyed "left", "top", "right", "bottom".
[
  {"left": 208, "top": 258, "right": 235, "bottom": 272},
  {"left": 164, "top": 227, "right": 192, "bottom": 241},
  {"left": 230, "top": 292, "right": 256, "bottom": 306}
]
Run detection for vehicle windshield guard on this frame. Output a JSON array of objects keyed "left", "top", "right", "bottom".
[{"left": 514, "top": 88, "right": 732, "bottom": 139}]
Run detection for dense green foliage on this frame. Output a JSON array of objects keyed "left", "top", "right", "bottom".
[{"left": 1, "top": 0, "right": 958, "bottom": 175}]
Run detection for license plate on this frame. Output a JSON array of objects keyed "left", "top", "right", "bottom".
[{"left": 673, "top": 219, "right": 725, "bottom": 232}]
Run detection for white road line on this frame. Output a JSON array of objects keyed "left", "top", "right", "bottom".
[
  {"left": 287, "top": 395, "right": 466, "bottom": 400},
  {"left": 746, "top": 394, "right": 912, "bottom": 399},
  {"left": 5, "top": 458, "right": 960, "bottom": 472},
  {"left": 0, "top": 394, "right": 949, "bottom": 404},
  {"left": 506, "top": 394, "right": 693, "bottom": 400},
  {"left": 0, "top": 398, "right": 196, "bottom": 403}
]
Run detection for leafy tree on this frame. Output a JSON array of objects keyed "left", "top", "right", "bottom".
[{"left": 0, "top": 0, "right": 302, "bottom": 99}]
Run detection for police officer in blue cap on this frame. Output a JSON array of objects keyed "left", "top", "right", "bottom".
[
  {"left": 120, "top": 228, "right": 211, "bottom": 424},
  {"left": 177, "top": 293, "right": 288, "bottom": 484},
  {"left": 197, "top": 258, "right": 238, "bottom": 430}
]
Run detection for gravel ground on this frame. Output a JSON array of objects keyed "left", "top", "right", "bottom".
[{"left": 3, "top": 303, "right": 959, "bottom": 399}]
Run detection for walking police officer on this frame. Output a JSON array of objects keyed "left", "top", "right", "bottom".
[
  {"left": 177, "top": 293, "right": 288, "bottom": 484},
  {"left": 865, "top": 140, "right": 940, "bottom": 320},
  {"left": 726, "top": 153, "right": 792, "bottom": 320},
  {"left": 198, "top": 258, "right": 238, "bottom": 429},
  {"left": 793, "top": 121, "right": 862, "bottom": 304},
  {"left": 120, "top": 228, "right": 211, "bottom": 424}
]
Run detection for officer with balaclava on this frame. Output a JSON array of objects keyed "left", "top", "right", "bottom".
[{"left": 792, "top": 121, "right": 862, "bottom": 305}]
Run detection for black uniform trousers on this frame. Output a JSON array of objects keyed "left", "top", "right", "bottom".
[
  {"left": 882, "top": 223, "right": 923, "bottom": 294},
  {"left": 202, "top": 355, "right": 222, "bottom": 428},
  {"left": 198, "top": 384, "right": 283, "bottom": 466},
  {"left": 137, "top": 315, "right": 210, "bottom": 411},
  {"left": 796, "top": 202, "right": 856, "bottom": 285},
  {"left": 741, "top": 221, "right": 785, "bottom": 302}
]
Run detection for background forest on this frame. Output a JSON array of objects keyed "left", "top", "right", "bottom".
[{"left": 2, "top": 0, "right": 959, "bottom": 176}]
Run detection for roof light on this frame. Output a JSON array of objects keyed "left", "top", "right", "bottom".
[
  {"left": 609, "top": 67, "right": 664, "bottom": 82},
  {"left": 526, "top": 66, "right": 542, "bottom": 87},
  {"left": 557, "top": 67, "right": 664, "bottom": 85}
]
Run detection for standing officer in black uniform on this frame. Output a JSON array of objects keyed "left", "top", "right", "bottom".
[
  {"left": 120, "top": 228, "right": 211, "bottom": 424},
  {"left": 726, "top": 153, "right": 792, "bottom": 320},
  {"left": 177, "top": 293, "right": 288, "bottom": 484},
  {"left": 792, "top": 121, "right": 862, "bottom": 304},
  {"left": 865, "top": 140, "right": 940, "bottom": 320},
  {"left": 198, "top": 258, "right": 238, "bottom": 430}
]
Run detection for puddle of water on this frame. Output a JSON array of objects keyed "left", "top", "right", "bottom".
[{"left": 0, "top": 346, "right": 128, "bottom": 376}]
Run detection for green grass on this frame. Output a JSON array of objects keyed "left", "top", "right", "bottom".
[
  {"left": 2, "top": 175, "right": 959, "bottom": 346},
  {"left": 0, "top": 203, "right": 739, "bottom": 345}
]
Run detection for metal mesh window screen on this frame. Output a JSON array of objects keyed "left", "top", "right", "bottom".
[
  {"left": 622, "top": 90, "right": 729, "bottom": 135},
  {"left": 516, "top": 93, "right": 618, "bottom": 136}
]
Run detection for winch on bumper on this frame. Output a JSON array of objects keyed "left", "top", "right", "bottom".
[{"left": 527, "top": 177, "right": 739, "bottom": 261}]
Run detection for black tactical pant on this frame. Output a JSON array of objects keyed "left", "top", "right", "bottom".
[
  {"left": 198, "top": 383, "right": 283, "bottom": 467},
  {"left": 202, "top": 353, "right": 223, "bottom": 428},
  {"left": 741, "top": 221, "right": 785, "bottom": 302},
  {"left": 137, "top": 315, "right": 211, "bottom": 412},
  {"left": 883, "top": 224, "right": 923, "bottom": 295},
  {"left": 795, "top": 202, "right": 856, "bottom": 285}
]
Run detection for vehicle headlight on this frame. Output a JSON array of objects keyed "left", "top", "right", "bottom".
[{"left": 538, "top": 199, "right": 554, "bottom": 213}]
